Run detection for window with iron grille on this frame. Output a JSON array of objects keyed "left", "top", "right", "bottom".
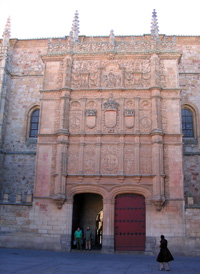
[
  {"left": 29, "top": 109, "right": 40, "bottom": 138},
  {"left": 181, "top": 109, "right": 194, "bottom": 138}
]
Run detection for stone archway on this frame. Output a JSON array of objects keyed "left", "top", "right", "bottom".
[{"left": 72, "top": 193, "right": 103, "bottom": 249}]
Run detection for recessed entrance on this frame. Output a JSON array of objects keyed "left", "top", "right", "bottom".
[
  {"left": 72, "top": 193, "right": 103, "bottom": 249},
  {"left": 115, "top": 193, "right": 146, "bottom": 251}
]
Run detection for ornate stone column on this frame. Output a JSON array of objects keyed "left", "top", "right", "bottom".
[
  {"left": 60, "top": 198, "right": 74, "bottom": 251},
  {"left": 101, "top": 198, "right": 115, "bottom": 253},
  {"left": 150, "top": 87, "right": 165, "bottom": 210},
  {"left": 52, "top": 90, "right": 70, "bottom": 209}
]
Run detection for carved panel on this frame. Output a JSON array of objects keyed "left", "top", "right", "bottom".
[
  {"left": 70, "top": 101, "right": 81, "bottom": 110},
  {"left": 102, "top": 96, "right": 120, "bottom": 133},
  {"left": 124, "top": 109, "right": 135, "bottom": 128},
  {"left": 124, "top": 145, "right": 135, "bottom": 174},
  {"left": 123, "top": 59, "right": 151, "bottom": 88},
  {"left": 57, "top": 61, "right": 64, "bottom": 89},
  {"left": 140, "top": 145, "right": 152, "bottom": 174},
  {"left": 50, "top": 145, "right": 57, "bottom": 195},
  {"left": 101, "top": 145, "right": 119, "bottom": 174},
  {"left": 71, "top": 60, "right": 100, "bottom": 88},
  {"left": 162, "top": 104, "right": 168, "bottom": 133},
  {"left": 101, "top": 63, "right": 122, "bottom": 88},
  {"left": 54, "top": 100, "right": 61, "bottom": 132},
  {"left": 86, "top": 109, "right": 97, "bottom": 129},
  {"left": 67, "top": 145, "right": 79, "bottom": 174},
  {"left": 164, "top": 145, "right": 170, "bottom": 198},
  {"left": 83, "top": 145, "right": 96, "bottom": 174},
  {"left": 125, "top": 100, "right": 135, "bottom": 108},
  {"left": 140, "top": 99, "right": 151, "bottom": 109},
  {"left": 69, "top": 111, "right": 82, "bottom": 133}
]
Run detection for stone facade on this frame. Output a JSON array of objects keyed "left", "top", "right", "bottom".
[{"left": 0, "top": 11, "right": 200, "bottom": 255}]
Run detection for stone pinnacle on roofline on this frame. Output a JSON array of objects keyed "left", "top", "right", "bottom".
[
  {"left": 151, "top": 9, "right": 159, "bottom": 39},
  {"left": 70, "top": 10, "right": 80, "bottom": 42},
  {"left": 1, "top": 16, "right": 11, "bottom": 59},
  {"left": 2, "top": 16, "right": 11, "bottom": 40}
]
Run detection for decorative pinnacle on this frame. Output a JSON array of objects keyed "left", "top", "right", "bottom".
[
  {"left": 70, "top": 10, "right": 79, "bottom": 42},
  {"left": 3, "top": 16, "right": 11, "bottom": 40},
  {"left": 1, "top": 17, "right": 11, "bottom": 59},
  {"left": 151, "top": 9, "right": 159, "bottom": 39},
  {"left": 109, "top": 29, "right": 115, "bottom": 46}
]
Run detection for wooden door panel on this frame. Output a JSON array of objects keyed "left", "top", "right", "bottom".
[{"left": 115, "top": 194, "right": 145, "bottom": 251}]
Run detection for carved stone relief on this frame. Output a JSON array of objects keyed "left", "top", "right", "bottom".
[
  {"left": 101, "top": 63, "right": 122, "bottom": 88},
  {"left": 50, "top": 145, "right": 57, "bottom": 195},
  {"left": 124, "top": 109, "right": 135, "bottom": 128},
  {"left": 69, "top": 111, "right": 81, "bottom": 132},
  {"left": 102, "top": 96, "right": 119, "bottom": 133},
  {"left": 71, "top": 60, "right": 100, "bottom": 88},
  {"left": 67, "top": 146, "right": 79, "bottom": 174},
  {"left": 70, "top": 59, "right": 153, "bottom": 89},
  {"left": 140, "top": 115, "right": 152, "bottom": 133},
  {"left": 83, "top": 145, "right": 96, "bottom": 174},
  {"left": 54, "top": 100, "right": 61, "bottom": 132},
  {"left": 140, "top": 145, "right": 152, "bottom": 174},
  {"left": 57, "top": 61, "right": 64, "bottom": 89},
  {"left": 140, "top": 100, "right": 152, "bottom": 133},
  {"left": 124, "top": 145, "right": 135, "bottom": 174},
  {"left": 86, "top": 109, "right": 97, "bottom": 129},
  {"left": 101, "top": 145, "right": 119, "bottom": 174}
]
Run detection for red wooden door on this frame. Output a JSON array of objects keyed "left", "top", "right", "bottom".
[{"left": 115, "top": 194, "right": 145, "bottom": 251}]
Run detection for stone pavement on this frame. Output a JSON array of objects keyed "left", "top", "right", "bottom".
[{"left": 0, "top": 248, "right": 200, "bottom": 274}]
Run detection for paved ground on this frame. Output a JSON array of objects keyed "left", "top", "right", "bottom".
[{"left": 0, "top": 248, "right": 200, "bottom": 274}]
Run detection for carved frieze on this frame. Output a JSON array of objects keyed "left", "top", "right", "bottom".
[
  {"left": 70, "top": 59, "right": 153, "bottom": 89},
  {"left": 47, "top": 35, "right": 177, "bottom": 56}
]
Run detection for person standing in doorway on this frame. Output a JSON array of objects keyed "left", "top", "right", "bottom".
[
  {"left": 85, "top": 226, "right": 92, "bottom": 250},
  {"left": 74, "top": 227, "right": 82, "bottom": 250},
  {"left": 157, "top": 235, "right": 174, "bottom": 271}
]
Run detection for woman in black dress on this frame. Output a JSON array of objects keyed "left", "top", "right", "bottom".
[{"left": 157, "top": 235, "right": 174, "bottom": 271}]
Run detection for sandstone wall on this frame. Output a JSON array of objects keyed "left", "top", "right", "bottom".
[
  {"left": 177, "top": 39, "right": 200, "bottom": 205},
  {"left": 0, "top": 39, "right": 48, "bottom": 201}
]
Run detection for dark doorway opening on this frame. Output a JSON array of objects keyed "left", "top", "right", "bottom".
[
  {"left": 72, "top": 193, "right": 103, "bottom": 250},
  {"left": 115, "top": 193, "right": 146, "bottom": 251}
]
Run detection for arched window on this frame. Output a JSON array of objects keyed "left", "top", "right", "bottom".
[
  {"left": 181, "top": 109, "right": 194, "bottom": 138},
  {"left": 29, "top": 109, "right": 40, "bottom": 138}
]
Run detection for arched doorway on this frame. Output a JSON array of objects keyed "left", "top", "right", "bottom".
[
  {"left": 72, "top": 193, "right": 103, "bottom": 249},
  {"left": 114, "top": 193, "right": 145, "bottom": 251}
]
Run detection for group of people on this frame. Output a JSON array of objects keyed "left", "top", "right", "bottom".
[
  {"left": 74, "top": 227, "right": 92, "bottom": 251},
  {"left": 74, "top": 229, "right": 174, "bottom": 271}
]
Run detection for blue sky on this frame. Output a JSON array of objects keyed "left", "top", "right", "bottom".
[{"left": 0, "top": 0, "right": 199, "bottom": 39}]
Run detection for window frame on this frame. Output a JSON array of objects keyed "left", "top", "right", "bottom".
[
  {"left": 181, "top": 104, "right": 197, "bottom": 142},
  {"left": 26, "top": 105, "right": 40, "bottom": 140}
]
